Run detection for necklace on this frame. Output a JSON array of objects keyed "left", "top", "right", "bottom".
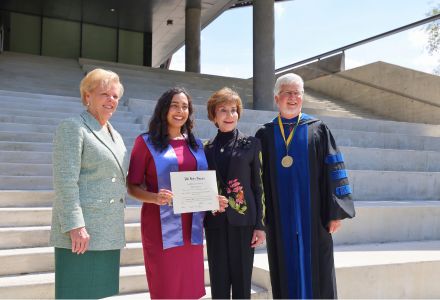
[
  {"left": 213, "top": 130, "right": 239, "bottom": 188},
  {"left": 170, "top": 133, "right": 185, "bottom": 140},
  {"left": 219, "top": 141, "right": 229, "bottom": 153},
  {"left": 277, "top": 113, "right": 301, "bottom": 168},
  {"left": 216, "top": 130, "right": 237, "bottom": 153}
]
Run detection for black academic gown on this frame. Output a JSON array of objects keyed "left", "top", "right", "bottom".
[{"left": 255, "top": 113, "right": 355, "bottom": 299}]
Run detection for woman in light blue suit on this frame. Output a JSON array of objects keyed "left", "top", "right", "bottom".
[{"left": 49, "top": 68, "right": 128, "bottom": 299}]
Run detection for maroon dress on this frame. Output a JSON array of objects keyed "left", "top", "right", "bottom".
[{"left": 127, "top": 136, "right": 205, "bottom": 299}]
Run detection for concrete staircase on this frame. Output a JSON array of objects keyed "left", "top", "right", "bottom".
[{"left": 0, "top": 52, "right": 439, "bottom": 298}]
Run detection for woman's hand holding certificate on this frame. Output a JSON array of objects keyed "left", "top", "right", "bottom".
[
  {"left": 156, "top": 189, "right": 173, "bottom": 206},
  {"left": 170, "top": 170, "right": 224, "bottom": 213},
  {"left": 216, "top": 195, "right": 229, "bottom": 213}
]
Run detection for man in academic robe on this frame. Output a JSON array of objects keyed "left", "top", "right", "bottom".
[{"left": 255, "top": 73, "right": 355, "bottom": 299}]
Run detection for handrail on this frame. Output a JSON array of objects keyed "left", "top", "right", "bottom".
[{"left": 275, "top": 14, "right": 440, "bottom": 74}]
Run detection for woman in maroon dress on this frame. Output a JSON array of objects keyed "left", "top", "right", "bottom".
[{"left": 127, "top": 87, "right": 228, "bottom": 299}]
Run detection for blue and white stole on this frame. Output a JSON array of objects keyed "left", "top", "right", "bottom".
[{"left": 142, "top": 134, "right": 207, "bottom": 250}]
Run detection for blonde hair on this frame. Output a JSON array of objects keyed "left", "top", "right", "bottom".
[
  {"left": 206, "top": 87, "right": 243, "bottom": 126},
  {"left": 79, "top": 68, "right": 124, "bottom": 106}
]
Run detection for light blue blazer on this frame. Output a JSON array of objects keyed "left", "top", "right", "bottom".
[{"left": 49, "top": 110, "right": 129, "bottom": 250}]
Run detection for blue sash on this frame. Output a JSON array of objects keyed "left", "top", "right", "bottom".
[{"left": 142, "top": 134, "right": 207, "bottom": 250}]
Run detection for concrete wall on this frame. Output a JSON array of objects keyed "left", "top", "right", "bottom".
[
  {"left": 306, "top": 61, "right": 440, "bottom": 124},
  {"left": 276, "top": 53, "right": 345, "bottom": 81}
]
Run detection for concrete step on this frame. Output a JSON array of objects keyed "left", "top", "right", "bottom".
[
  {"left": 129, "top": 98, "right": 362, "bottom": 123},
  {"left": 80, "top": 60, "right": 252, "bottom": 89},
  {"left": 129, "top": 99, "right": 440, "bottom": 138},
  {"left": 0, "top": 114, "right": 144, "bottom": 132},
  {"left": 0, "top": 223, "right": 141, "bottom": 249},
  {"left": 0, "top": 260, "right": 269, "bottom": 299},
  {"left": 144, "top": 116, "right": 440, "bottom": 151},
  {"left": 0, "top": 142, "right": 53, "bottom": 152},
  {"left": 0, "top": 246, "right": 268, "bottom": 300},
  {"left": 80, "top": 60, "right": 378, "bottom": 118},
  {"left": 0, "top": 265, "right": 148, "bottom": 299},
  {"left": 0, "top": 122, "right": 143, "bottom": 137},
  {"left": 120, "top": 83, "right": 216, "bottom": 103},
  {"left": 342, "top": 146, "right": 440, "bottom": 172},
  {"left": 0, "top": 151, "right": 52, "bottom": 164},
  {"left": 81, "top": 64, "right": 245, "bottom": 102},
  {"left": 0, "top": 242, "right": 143, "bottom": 276},
  {"left": 334, "top": 240, "right": 440, "bottom": 298},
  {"left": 1, "top": 201, "right": 438, "bottom": 246},
  {"left": 350, "top": 170, "right": 440, "bottom": 201},
  {"left": 0, "top": 89, "right": 80, "bottom": 103},
  {"left": 0, "top": 190, "right": 54, "bottom": 207},
  {"left": 321, "top": 115, "right": 440, "bottom": 138},
  {"left": 0, "top": 131, "right": 138, "bottom": 145},
  {"left": 0, "top": 131, "right": 54, "bottom": 143},
  {"left": 140, "top": 117, "right": 440, "bottom": 151},
  {"left": 332, "top": 128, "right": 440, "bottom": 151},
  {"left": 0, "top": 258, "right": 214, "bottom": 298},
  {"left": 128, "top": 97, "right": 355, "bottom": 118},
  {"left": 252, "top": 240, "right": 440, "bottom": 298},
  {"left": 2, "top": 169, "right": 439, "bottom": 198},
  {"left": 0, "top": 101, "right": 133, "bottom": 116},
  {"left": 79, "top": 59, "right": 253, "bottom": 88},
  {"left": 0, "top": 242, "right": 255, "bottom": 295},
  {"left": 108, "top": 284, "right": 270, "bottom": 299},
  {"left": 1, "top": 146, "right": 438, "bottom": 173},
  {"left": 0, "top": 107, "right": 138, "bottom": 123},
  {"left": 0, "top": 190, "right": 140, "bottom": 208},
  {"left": 0, "top": 57, "right": 81, "bottom": 97},
  {"left": 0, "top": 175, "right": 53, "bottom": 190},
  {"left": 0, "top": 163, "right": 52, "bottom": 176},
  {"left": 0, "top": 206, "right": 141, "bottom": 227},
  {"left": 0, "top": 95, "right": 130, "bottom": 112},
  {"left": 335, "top": 201, "right": 440, "bottom": 245},
  {"left": 3, "top": 122, "right": 440, "bottom": 152}
]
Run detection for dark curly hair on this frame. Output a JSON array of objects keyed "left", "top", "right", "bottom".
[{"left": 147, "top": 87, "right": 198, "bottom": 152}]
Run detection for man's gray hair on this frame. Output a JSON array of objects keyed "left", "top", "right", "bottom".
[{"left": 274, "top": 73, "right": 304, "bottom": 95}]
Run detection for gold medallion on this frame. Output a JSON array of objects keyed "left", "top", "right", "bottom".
[
  {"left": 281, "top": 155, "right": 294, "bottom": 168},
  {"left": 277, "top": 114, "right": 301, "bottom": 169}
]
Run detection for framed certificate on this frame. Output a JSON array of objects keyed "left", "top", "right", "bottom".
[{"left": 170, "top": 170, "right": 219, "bottom": 213}]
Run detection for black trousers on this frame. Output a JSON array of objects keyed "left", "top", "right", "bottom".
[{"left": 205, "top": 221, "right": 255, "bottom": 299}]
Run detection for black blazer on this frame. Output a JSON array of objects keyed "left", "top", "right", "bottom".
[{"left": 204, "top": 130, "right": 265, "bottom": 230}]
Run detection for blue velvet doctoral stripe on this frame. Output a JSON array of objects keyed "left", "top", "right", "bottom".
[
  {"left": 331, "top": 169, "right": 348, "bottom": 180},
  {"left": 325, "top": 152, "right": 344, "bottom": 164},
  {"left": 142, "top": 134, "right": 207, "bottom": 249},
  {"left": 335, "top": 184, "right": 352, "bottom": 197},
  {"left": 273, "top": 116, "right": 313, "bottom": 299}
]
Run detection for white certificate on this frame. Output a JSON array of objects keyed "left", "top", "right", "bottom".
[{"left": 170, "top": 170, "right": 218, "bottom": 214}]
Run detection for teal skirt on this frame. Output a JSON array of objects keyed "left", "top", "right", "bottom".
[{"left": 54, "top": 247, "right": 120, "bottom": 299}]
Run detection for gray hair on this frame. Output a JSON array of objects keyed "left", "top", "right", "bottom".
[{"left": 274, "top": 73, "right": 304, "bottom": 95}]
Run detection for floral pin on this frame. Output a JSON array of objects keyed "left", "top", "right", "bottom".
[
  {"left": 236, "top": 137, "right": 252, "bottom": 150},
  {"left": 225, "top": 178, "right": 247, "bottom": 214}
]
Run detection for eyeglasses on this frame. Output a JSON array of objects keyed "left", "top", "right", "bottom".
[
  {"left": 216, "top": 107, "right": 238, "bottom": 116},
  {"left": 279, "top": 90, "right": 303, "bottom": 98}
]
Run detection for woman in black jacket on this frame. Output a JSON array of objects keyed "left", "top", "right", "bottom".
[{"left": 204, "top": 87, "right": 266, "bottom": 299}]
